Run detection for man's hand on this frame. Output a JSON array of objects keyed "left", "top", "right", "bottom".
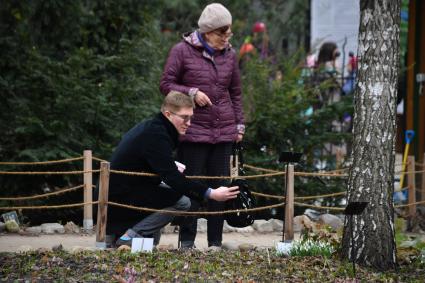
[
  {"left": 209, "top": 186, "right": 239, "bottom": 201},
  {"left": 195, "top": 91, "right": 212, "bottom": 107}
]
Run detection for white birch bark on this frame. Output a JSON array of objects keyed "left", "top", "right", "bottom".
[{"left": 342, "top": 0, "right": 400, "bottom": 270}]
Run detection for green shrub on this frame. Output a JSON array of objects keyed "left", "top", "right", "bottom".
[{"left": 281, "top": 238, "right": 335, "bottom": 258}]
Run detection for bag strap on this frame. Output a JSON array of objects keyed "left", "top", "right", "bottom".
[{"left": 232, "top": 142, "right": 246, "bottom": 176}]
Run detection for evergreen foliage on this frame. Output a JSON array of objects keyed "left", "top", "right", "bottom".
[{"left": 0, "top": 0, "right": 352, "bottom": 221}]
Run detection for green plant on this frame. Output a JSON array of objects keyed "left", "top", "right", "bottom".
[
  {"left": 241, "top": 52, "right": 353, "bottom": 215},
  {"left": 288, "top": 238, "right": 335, "bottom": 258}
]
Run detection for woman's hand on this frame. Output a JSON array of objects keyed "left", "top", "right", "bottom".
[
  {"left": 236, "top": 133, "right": 244, "bottom": 142},
  {"left": 195, "top": 91, "right": 212, "bottom": 107}
]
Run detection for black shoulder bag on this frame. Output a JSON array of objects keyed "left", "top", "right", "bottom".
[{"left": 225, "top": 143, "right": 256, "bottom": 228}]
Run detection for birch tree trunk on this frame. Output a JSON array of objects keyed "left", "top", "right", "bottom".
[{"left": 341, "top": 0, "right": 400, "bottom": 270}]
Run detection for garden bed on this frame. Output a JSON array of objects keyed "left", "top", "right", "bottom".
[{"left": 1, "top": 248, "right": 423, "bottom": 282}]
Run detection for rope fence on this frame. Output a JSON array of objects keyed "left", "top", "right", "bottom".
[
  {"left": 0, "top": 156, "right": 84, "bottom": 166},
  {"left": 2, "top": 198, "right": 424, "bottom": 213},
  {"left": 92, "top": 157, "right": 107, "bottom": 163},
  {"left": 1, "top": 151, "right": 424, "bottom": 245},
  {"left": 0, "top": 169, "right": 100, "bottom": 175},
  {"left": 108, "top": 201, "right": 285, "bottom": 216},
  {"left": 0, "top": 201, "right": 99, "bottom": 210},
  {"left": 0, "top": 184, "right": 88, "bottom": 201}
]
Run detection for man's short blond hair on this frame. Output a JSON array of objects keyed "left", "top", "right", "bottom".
[{"left": 161, "top": 91, "right": 195, "bottom": 112}]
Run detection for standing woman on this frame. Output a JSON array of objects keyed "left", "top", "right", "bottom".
[{"left": 160, "top": 3, "right": 245, "bottom": 249}]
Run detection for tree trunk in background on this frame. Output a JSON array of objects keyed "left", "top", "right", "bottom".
[{"left": 342, "top": 0, "right": 400, "bottom": 270}]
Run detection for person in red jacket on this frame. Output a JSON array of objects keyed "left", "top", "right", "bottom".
[{"left": 160, "top": 3, "right": 245, "bottom": 249}]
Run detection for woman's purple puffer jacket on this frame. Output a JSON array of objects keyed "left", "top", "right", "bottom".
[{"left": 160, "top": 31, "right": 244, "bottom": 144}]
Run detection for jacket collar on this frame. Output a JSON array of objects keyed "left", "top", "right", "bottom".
[
  {"left": 182, "top": 31, "right": 231, "bottom": 61},
  {"left": 196, "top": 31, "right": 215, "bottom": 56},
  {"left": 157, "top": 112, "right": 179, "bottom": 147}
]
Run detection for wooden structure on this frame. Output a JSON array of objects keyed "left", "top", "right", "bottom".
[
  {"left": 95, "top": 161, "right": 110, "bottom": 248},
  {"left": 83, "top": 150, "right": 93, "bottom": 230},
  {"left": 284, "top": 164, "right": 295, "bottom": 241},
  {"left": 405, "top": 0, "right": 425, "bottom": 162}
]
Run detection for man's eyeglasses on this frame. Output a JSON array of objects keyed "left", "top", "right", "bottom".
[{"left": 170, "top": 111, "right": 193, "bottom": 123}]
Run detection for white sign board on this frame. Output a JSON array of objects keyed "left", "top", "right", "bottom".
[
  {"left": 311, "top": 0, "right": 360, "bottom": 69},
  {"left": 131, "top": 237, "right": 154, "bottom": 253}
]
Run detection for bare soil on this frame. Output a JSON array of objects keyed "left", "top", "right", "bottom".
[{"left": 0, "top": 231, "right": 290, "bottom": 252}]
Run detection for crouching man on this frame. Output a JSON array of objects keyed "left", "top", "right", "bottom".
[{"left": 105, "top": 91, "right": 239, "bottom": 247}]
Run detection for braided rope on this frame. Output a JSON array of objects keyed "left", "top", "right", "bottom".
[
  {"left": 395, "top": 169, "right": 425, "bottom": 175},
  {"left": 92, "top": 157, "right": 107, "bottom": 162},
  {"left": 243, "top": 164, "right": 280, "bottom": 173},
  {"left": 109, "top": 169, "right": 156, "bottom": 177},
  {"left": 1, "top": 199, "right": 422, "bottom": 215},
  {"left": 293, "top": 201, "right": 345, "bottom": 211},
  {"left": 253, "top": 188, "right": 410, "bottom": 201},
  {"left": 395, "top": 200, "right": 425, "bottom": 208},
  {"left": 252, "top": 191, "right": 346, "bottom": 200},
  {"left": 294, "top": 171, "right": 348, "bottom": 177},
  {"left": 110, "top": 169, "right": 286, "bottom": 179},
  {"left": 292, "top": 199, "right": 425, "bottom": 212},
  {"left": 0, "top": 169, "right": 100, "bottom": 175},
  {"left": 295, "top": 191, "right": 346, "bottom": 200},
  {"left": 251, "top": 192, "right": 284, "bottom": 199},
  {"left": 323, "top": 168, "right": 349, "bottom": 174},
  {"left": 0, "top": 184, "right": 87, "bottom": 201},
  {"left": 0, "top": 201, "right": 99, "bottom": 210},
  {"left": 0, "top": 156, "right": 84, "bottom": 166},
  {"left": 108, "top": 201, "right": 285, "bottom": 215}
]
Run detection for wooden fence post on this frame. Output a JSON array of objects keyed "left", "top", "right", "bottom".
[
  {"left": 407, "top": 155, "right": 416, "bottom": 217},
  {"left": 83, "top": 150, "right": 93, "bottom": 231},
  {"left": 96, "top": 161, "right": 110, "bottom": 248},
  {"left": 284, "top": 164, "right": 294, "bottom": 241},
  {"left": 421, "top": 153, "right": 425, "bottom": 202}
]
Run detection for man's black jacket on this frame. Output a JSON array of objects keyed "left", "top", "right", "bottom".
[{"left": 109, "top": 113, "right": 208, "bottom": 208}]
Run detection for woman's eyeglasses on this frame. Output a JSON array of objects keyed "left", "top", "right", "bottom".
[
  {"left": 170, "top": 111, "right": 193, "bottom": 123},
  {"left": 213, "top": 31, "right": 233, "bottom": 39}
]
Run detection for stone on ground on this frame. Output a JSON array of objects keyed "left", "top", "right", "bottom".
[
  {"left": 293, "top": 215, "right": 314, "bottom": 232},
  {"left": 252, "top": 220, "right": 274, "bottom": 233},
  {"left": 25, "top": 226, "right": 42, "bottom": 235},
  {"left": 41, "top": 223, "right": 65, "bottom": 234},
  {"left": 5, "top": 220, "right": 20, "bottom": 233},
  {"left": 318, "top": 214, "right": 343, "bottom": 231},
  {"left": 64, "top": 221, "right": 80, "bottom": 234}
]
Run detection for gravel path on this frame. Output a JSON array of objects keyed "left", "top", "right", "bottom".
[{"left": 0, "top": 231, "right": 293, "bottom": 252}]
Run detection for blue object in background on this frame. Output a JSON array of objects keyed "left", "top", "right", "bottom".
[{"left": 393, "top": 190, "right": 407, "bottom": 203}]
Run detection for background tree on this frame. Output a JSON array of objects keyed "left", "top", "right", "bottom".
[
  {"left": 0, "top": 0, "right": 351, "bottom": 223},
  {"left": 341, "top": 0, "right": 400, "bottom": 270}
]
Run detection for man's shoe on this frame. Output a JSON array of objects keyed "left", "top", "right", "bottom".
[
  {"left": 115, "top": 235, "right": 132, "bottom": 247},
  {"left": 206, "top": 245, "right": 222, "bottom": 252}
]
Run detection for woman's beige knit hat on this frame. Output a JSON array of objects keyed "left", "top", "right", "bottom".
[{"left": 198, "top": 3, "right": 232, "bottom": 33}]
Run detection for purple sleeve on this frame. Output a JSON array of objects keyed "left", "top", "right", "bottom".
[
  {"left": 159, "top": 43, "right": 192, "bottom": 96},
  {"left": 229, "top": 52, "right": 245, "bottom": 125}
]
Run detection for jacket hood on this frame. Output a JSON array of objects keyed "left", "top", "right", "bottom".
[{"left": 182, "top": 31, "right": 232, "bottom": 51}]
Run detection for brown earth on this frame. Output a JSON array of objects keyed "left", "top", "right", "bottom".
[{"left": 0, "top": 231, "right": 297, "bottom": 252}]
